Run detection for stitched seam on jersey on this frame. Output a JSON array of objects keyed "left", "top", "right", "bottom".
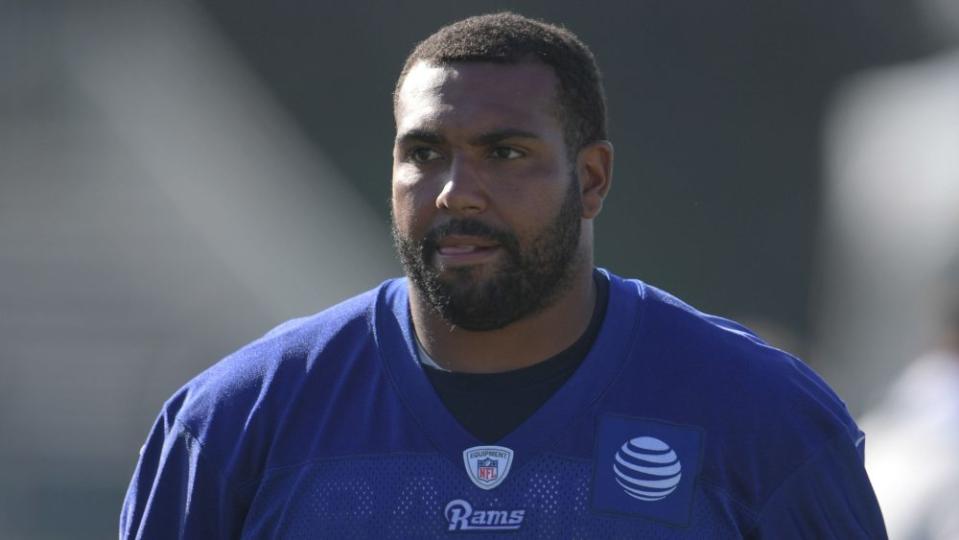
[
  {"left": 585, "top": 277, "right": 649, "bottom": 409},
  {"left": 238, "top": 451, "right": 594, "bottom": 498},
  {"left": 517, "top": 274, "right": 648, "bottom": 458},
  {"left": 173, "top": 417, "right": 240, "bottom": 498},
  {"left": 742, "top": 430, "right": 853, "bottom": 537},
  {"left": 235, "top": 451, "right": 447, "bottom": 490},
  {"left": 230, "top": 292, "right": 419, "bottom": 491},
  {"left": 697, "top": 477, "right": 760, "bottom": 523},
  {"left": 370, "top": 283, "right": 470, "bottom": 456}
]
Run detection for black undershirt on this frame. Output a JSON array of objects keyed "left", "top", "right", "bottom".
[{"left": 421, "top": 270, "right": 610, "bottom": 443}]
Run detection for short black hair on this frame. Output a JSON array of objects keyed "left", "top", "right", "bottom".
[{"left": 395, "top": 12, "right": 608, "bottom": 157}]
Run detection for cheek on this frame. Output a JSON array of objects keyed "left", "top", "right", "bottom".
[
  {"left": 494, "top": 176, "right": 569, "bottom": 231},
  {"left": 391, "top": 178, "right": 436, "bottom": 237}
]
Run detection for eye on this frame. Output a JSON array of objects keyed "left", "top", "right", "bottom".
[
  {"left": 408, "top": 147, "right": 442, "bottom": 163},
  {"left": 489, "top": 146, "right": 524, "bottom": 160}
]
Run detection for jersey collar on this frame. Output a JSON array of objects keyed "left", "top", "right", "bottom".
[{"left": 372, "top": 269, "right": 647, "bottom": 474}]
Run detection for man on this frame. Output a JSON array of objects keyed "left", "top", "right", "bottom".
[{"left": 121, "top": 13, "right": 886, "bottom": 538}]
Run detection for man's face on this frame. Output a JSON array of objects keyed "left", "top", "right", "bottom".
[{"left": 391, "top": 61, "right": 584, "bottom": 331}]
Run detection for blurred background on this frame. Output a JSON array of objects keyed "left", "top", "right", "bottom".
[{"left": 1, "top": 0, "right": 956, "bottom": 538}]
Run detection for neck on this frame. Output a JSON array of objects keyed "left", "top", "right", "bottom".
[{"left": 409, "top": 261, "right": 597, "bottom": 374}]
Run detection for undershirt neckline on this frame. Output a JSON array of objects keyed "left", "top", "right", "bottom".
[{"left": 418, "top": 270, "right": 610, "bottom": 442}]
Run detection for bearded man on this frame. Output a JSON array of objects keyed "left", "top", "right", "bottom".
[{"left": 121, "top": 12, "right": 886, "bottom": 538}]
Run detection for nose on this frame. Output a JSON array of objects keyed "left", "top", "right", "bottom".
[{"left": 435, "top": 154, "right": 487, "bottom": 216}]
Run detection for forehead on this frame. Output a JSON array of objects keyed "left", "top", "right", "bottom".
[{"left": 394, "top": 61, "right": 561, "bottom": 136}]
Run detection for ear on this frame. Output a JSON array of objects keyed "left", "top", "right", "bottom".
[{"left": 576, "top": 140, "right": 614, "bottom": 219}]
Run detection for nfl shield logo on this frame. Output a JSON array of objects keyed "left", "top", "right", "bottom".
[
  {"left": 463, "top": 446, "right": 514, "bottom": 490},
  {"left": 477, "top": 458, "right": 498, "bottom": 481}
]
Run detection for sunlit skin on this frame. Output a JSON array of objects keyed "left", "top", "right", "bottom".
[{"left": 392, "top": 60, "right": 613, "bottom": 373}]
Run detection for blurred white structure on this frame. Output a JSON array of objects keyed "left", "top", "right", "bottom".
[
  {"left": 0, "top": 2, "right": 396, "bottom": 538},
  {"left": 816, "top": 49, "right": 959, "bottom": 412},
  {"left": 859, "top": 352, "right": 959, "bottom": 539}
]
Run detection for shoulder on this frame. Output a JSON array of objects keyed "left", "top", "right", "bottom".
[
  {"left": 607, "top": 274, "right": 864, "bottom": 510},
  {"left": 156, "top": 282, "right": 394, "bottom": 463},
  {"left": 616, "top": 274, "right": 856, "bottom": 438}
]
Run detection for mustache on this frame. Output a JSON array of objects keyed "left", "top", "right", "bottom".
[{"left": 421, "top": 219, "right": 517, "bottom": 251}]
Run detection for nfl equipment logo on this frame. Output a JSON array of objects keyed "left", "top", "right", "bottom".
[
  {"left": 477, "top": 458, "right": 497, "bottom": 481},
  {"left": 463, "top": 446, "right": 514, "bottom": 490}
]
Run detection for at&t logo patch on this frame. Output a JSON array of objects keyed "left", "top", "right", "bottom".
[
  {"left": 614, "top": 436, "right": 683, "bottom": 501},
  {"left": 593, "top": 415, "right": 703, "bottom": 526}
]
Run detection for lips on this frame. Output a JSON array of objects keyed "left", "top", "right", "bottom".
[
  {"left": 437, "top": 235, "right": 498, "bottom": 252},
  {"left": 438, "top": 245, "right": 485, "bottom": 255},
  {"left": 433, "top": 235, "right": 500, "bottom": 266}
]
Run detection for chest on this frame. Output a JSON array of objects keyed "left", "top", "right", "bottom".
[{"left": 235, "top": 437, "right": 746, "bottom": 538}]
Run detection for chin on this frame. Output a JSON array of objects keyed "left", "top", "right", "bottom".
[{"left": 435, "top": 261, "right": 493, "bottom": 280}]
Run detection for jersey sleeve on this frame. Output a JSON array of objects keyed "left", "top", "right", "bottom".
[
  {"left": 120, "top": 404, "right": 242, "bottom": 539},
  {"left": 747, "top": 431, "right": 887, "bottom": 539}
]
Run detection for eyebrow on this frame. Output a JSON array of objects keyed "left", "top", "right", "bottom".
[
  {"left": 394, "top": 128, "right": 541, "bottom": 147},
  {"left": 470, "top": 129, "right": 540, "bottom": 146},
  {"left": 395, "top": 129, "right": 444, "bottom": 147}
]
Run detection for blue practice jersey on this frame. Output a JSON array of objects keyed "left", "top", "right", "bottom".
[{"left": 121, "top": 271, "right": 886, "bottom": 538}]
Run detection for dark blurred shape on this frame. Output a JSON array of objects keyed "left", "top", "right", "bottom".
[
  {"left": 940, "top": 256, "right": 959, "bottom": 347},
  {"left": 814, "top": 0, "right": 959, "bottom": 414}
]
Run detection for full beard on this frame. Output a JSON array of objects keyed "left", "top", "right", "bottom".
[{"left": 392, "top": 178, "right": 583, "bottom": 331}]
